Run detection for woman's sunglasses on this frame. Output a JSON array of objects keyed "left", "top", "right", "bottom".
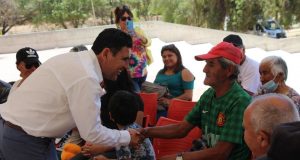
[
  {"left": 120, "top": 16, "right": 132, "bottom": 21},
  {"left": 25, "top": 62, "right": 40, "bottom": 69}
]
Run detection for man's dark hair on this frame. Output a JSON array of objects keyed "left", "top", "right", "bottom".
[
  {"left": 108, "top": 90, "right": 141, "bottom": 126},
  {"left": 92, "top": 28, "right": 132, "bottom": 55},
  {"left": 223, "top": 34, "right": 244, "bottom": 49},
  {"left": 70, "top": 45, "right": 88, "bottom": 52}
]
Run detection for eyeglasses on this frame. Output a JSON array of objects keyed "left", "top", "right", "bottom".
[
  {"left": 120, "top": 16, "right": 132, "bottom": 21},
  {"left": 25, "top": 62, "right": 40, "bottom": 69}
]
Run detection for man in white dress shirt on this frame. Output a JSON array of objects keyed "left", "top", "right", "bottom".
[
  {"left": 0, "top": 28, "right": 140, "bottom": 160},
  {"left": 223, "top": 34, "right": 261, "bottom": 95}
]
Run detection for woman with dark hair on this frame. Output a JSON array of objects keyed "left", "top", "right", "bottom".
[
  {"left": 154, "top": 44, "right": 195, "bottom": 111},
  {"left": 114, "top": 5, "right": 152, "bottom": 92}
]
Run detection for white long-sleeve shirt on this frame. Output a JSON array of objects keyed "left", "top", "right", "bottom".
[
  {"left": 0, "top": 50, "right": 130, "bottom": 147},
  {"left": 9, "top": 79, "right": 21, "bottom": 94}
]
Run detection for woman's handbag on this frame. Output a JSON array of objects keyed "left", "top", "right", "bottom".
[
  {"left": 141, "top": 81, "right": 171, "bottom": 111},
  {"left": 141, "top": 81, "right": 169, "bottom": 98}
]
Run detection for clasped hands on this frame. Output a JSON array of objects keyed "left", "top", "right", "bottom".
[
  {"left": 128, "top": 128, "right": 149, "bottom": 147},
  {"left": 80, "top": 128, "right": 149, "bottom": 159}
]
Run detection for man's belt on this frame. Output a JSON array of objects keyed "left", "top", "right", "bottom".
[
  {"left": 4, "top": 120, "right": 26, "bottom": 134},
  {"left": 1, "top": 117, "right": 54, "bottom": 143}
]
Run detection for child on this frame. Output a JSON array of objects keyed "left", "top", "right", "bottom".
[{"left": 82, "top": 90, "right": 155, "bottom": 160}]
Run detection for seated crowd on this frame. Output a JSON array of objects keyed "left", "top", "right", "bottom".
[{"left": 0, "top": 6, "right": 300, "bottom": 160}]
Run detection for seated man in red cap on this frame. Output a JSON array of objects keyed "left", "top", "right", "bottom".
[{"left": 141, "top": 42, "right": 251, "bottom": 160}]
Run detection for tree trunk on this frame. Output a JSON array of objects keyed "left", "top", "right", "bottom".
[
  {"left": 2, "top": 23, "right": 6, "bottom": 35},
  {"left": 1, "top": 21, "right": 13, "bottom": 35}
]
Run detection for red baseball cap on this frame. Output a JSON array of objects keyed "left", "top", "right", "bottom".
[{"left": 195, "top": 42, "right": 242, "bottom": 65}]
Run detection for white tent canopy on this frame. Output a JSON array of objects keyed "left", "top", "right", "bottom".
[{"left": 1, "top": 38, "right": 299, "bottom": 100}]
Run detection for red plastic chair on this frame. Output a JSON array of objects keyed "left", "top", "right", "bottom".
[
  {"left": 153, "top": 117, "right": 201, "bottom": 158},
  {"left": 142, "top": 115, "right": 150, "bottom": 128},
  {"left": 139, "top": 92, "right": 158, "bottom": 126},
  {"left": 167, "top": 99, "right": 197, "bottom": 121}
]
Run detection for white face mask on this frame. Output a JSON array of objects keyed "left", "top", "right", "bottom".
[{"left": 261, "top": 79, "right": 278, "bottom": 93}]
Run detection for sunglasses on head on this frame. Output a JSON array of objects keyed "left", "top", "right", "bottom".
[
  {"left": 25, "top": 62, "right": 40, "bottom": 69},
  {"left": 120, "top": 16, "right": 132, "bottom": 21}
]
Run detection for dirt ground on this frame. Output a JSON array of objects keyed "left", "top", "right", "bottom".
[
  {"left": 6, "top": 22, "right": 300, "bottom": 38},
  {"left": 286, "top": 28, "right": 300, "bottom": 37}
]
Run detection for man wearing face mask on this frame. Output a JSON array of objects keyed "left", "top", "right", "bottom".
[{"left": 258, "top": 56, "right": 300, "bottom": 112}]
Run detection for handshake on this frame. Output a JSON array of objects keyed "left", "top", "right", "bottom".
[{"left": 128, "top": 128, "right": 149, "bottom": 147}]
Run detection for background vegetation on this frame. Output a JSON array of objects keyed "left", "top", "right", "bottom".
[{"left": 1, "top": 0, "right": 300, "bottom": 35}]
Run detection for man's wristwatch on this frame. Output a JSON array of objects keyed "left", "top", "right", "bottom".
[{"left": 176, "top": 152, "right": 184, "bottom": 160}]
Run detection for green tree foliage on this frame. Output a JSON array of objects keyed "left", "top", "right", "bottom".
[
  {"left": 226, "top": 0, "right": 263, "bottom": 31},
  {"left": 0, "top": 0, "right": 37, "bottom": 35},
  {"left": 107, "top": 0, "right": 153, "bottom": 22},
  {"left": 148, "top": 0, "right": 226, "bottom": 29},
  {"left": 33, "top": 0, "right": 90, "bottom": 28},
  {"left": 149, "top": 0, "right": 300, "bottom": 31},
  {"left": 2, "top": 0, "right": 300, "bottom": 34},
  {"left": 92, "top": 0, "right": 114, "bottom": 24},
  {"left": 149, "top": 0, "right": 184, "bottom": 23},
  {"left": 202, "top": 0, "right": 226, "bottom": 29},
  {"left": 0, "top": 0, "right": 17, "bottom": 35},
  {"left": 261, "top": 0, "right": 300, "bottom": 29},
  {"left": 125, "top": 0, "right": 152, "bottom": 20}
]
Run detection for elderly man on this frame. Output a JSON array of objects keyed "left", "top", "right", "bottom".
[
  {"left": 142, "top": 42, "right": 251, "bottom": 160},
  {"left": 243, "top": 93, "right": 299, "bottom": 159},
  {"left": 0, "top": 28, "right": 140, "bottom": 160}
]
